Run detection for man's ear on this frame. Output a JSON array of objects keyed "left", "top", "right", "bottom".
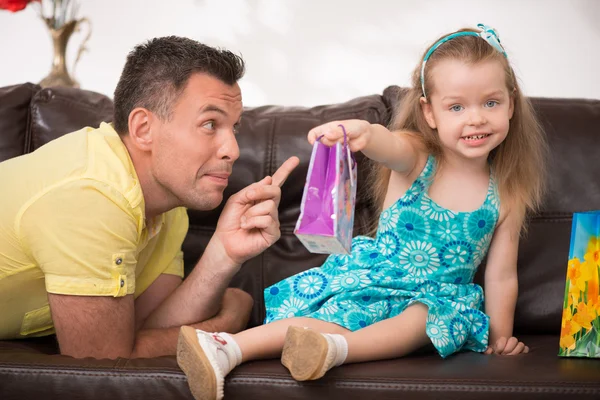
[
  {"left": 127, "top": 107, "right": 154, "bottom": 151},
  {"left": 420, "top": 97, "right": 437, "bottom": 129}
]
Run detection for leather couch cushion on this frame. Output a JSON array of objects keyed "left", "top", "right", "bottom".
[
  {"left": 29, "top": 86, "right": 113, "bottom": 151},
  {"left": 0, "top": 83, "right": 39, "bottom": 163},
  {"left": 2, "top": 335, "right": 599, "bottom": 400}
]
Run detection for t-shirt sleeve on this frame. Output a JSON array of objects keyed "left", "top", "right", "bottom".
[
  {"left": 162, "top": 250, "right": 185, "bottom": 277},
  {"left": 18, "top": 180, "right": 141, "bottom": 297}
]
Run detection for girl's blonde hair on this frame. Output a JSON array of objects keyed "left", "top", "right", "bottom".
[{"left": 370, "top": 28, "right": 547, "bottom": 233}]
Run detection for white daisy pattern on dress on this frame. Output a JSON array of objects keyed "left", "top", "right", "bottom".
[
  {"left": 414, "top": 279, "right": 441, "bottom": 295},
  {"left": 330, "top": 270, "right": 372, "bottom": 292},
  {"left": 464, "top": 309, "right": 489, "bottom": 336},
  {"left": 398, "top": 179, "right": 425, "bottom": 206},
  {"left": 366, "top": 299, "right": 391, "bottom": 319},
  {"left": 317, "top": 301, "right": 339, "bottom": 316},
  {"left": 449, "top": 317, "right": 469, "bottom": 347},
  {"left": 377, "top": 231, "right": 401, "bottom": 258},
  {"left": 379, "top": 207, "right": 400, "bottom": 230},
  {"left": 421, "top": 195, "right": 456, "bottom": 222},
  {"left": 486, "top": 175, "right": 499, "bottom": 209},
  {"left": 399, "top": 240, "right": 440, "bottom": 277},
  {"left": 435, "top": 220, "right": 461, "bottom": 242},
  {"left": 293, "top": 270, "right": 328, "bottom": 300},
  {"left": 473, "top": 232, "right": 493, "bottom": 266},
  {"left": 427, "top": 315, "right": 451, "bottom": 352},
  {"left": 278, "top": 298, "right": 309, "bottom": 318},
  {"left": 439, "top": 240, "right": 473, "bottom": 269}
]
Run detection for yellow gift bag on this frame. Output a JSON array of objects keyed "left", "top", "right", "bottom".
[{"left": 559, "top": 212, "right": 600, "bottom": 358}]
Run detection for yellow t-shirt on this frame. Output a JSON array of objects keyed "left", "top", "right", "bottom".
[{"left": 0, "top": 122, "right": 188, "bottom": 339}]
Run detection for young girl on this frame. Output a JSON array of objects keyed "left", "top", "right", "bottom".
[{"left": 177, "top": 24, "right": 547, "bottom": 400}]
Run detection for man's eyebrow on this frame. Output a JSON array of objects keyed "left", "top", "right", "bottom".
[{"left": 199, "top": 104, "right": 227, "bottom": 115}]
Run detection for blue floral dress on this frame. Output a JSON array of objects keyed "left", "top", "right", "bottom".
[{"left": 264, "top": 155, "right": 499, "bottom": 358}]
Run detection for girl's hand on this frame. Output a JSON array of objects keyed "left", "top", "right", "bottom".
[
  {"left": 307, "top": 120, "right": 372, "bottom": 152},
  {"left": 485, "top": 336, "right": 530, "bottom": 355}
]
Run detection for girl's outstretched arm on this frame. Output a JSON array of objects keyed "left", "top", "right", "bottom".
[
  {"left": 307, "top": 120, "right": 422, "bottom": 175},
  {"left": 483, "top": 206, "right": 530, "bottom": 355}
]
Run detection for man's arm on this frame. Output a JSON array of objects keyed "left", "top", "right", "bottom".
[
  {"left": 134, "top": 274, "right": 182, "bottom": 330},
  {"left": 140, "top": 239, "right": 241, "bottom": 330},
  {"left": 48, "top": 287, "right": 253, "bottom": 359},
  {"left": 138, "top": 157, "right": 300, "bottom": 331}
]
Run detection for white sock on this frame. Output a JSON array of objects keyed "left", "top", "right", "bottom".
[
  {"left": 217, "top": 332, "right": 243, "bottom": 368},
  {"left": 196, "top": 330, "right": 242, "bottom": 376},
  {"left": 323, "top": 333, "right": 348, "bottom": 367}
]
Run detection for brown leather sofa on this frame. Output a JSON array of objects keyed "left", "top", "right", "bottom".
[{"left": 1, "top": 82, "right": 599, "bottom": 399}]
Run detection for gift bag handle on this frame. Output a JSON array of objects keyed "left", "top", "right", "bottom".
[
  {"left": 338, "top": 124, "right": 355, "bottom": 187},
  {"left": 316, "top": 124, "right": 355, "bottom": 186}
]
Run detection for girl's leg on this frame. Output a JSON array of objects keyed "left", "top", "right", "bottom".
[
  {"left": 282, "top": 303, "right": 429, "bottom": 381},
  {"left": 177, "top": 317, "right": 348, "bottom": 400},
  {"left": 344, "top": 303, "right": 429, "bottom": 362},
  {"left": 234, "top": 317, "right": 350, "bottom": 361}
]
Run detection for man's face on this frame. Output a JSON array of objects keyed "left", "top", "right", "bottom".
[{"left": 150, "top": 73, "right": 242, "bottom": 210}]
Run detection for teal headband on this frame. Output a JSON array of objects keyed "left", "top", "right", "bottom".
[{"left": 420, "top": 24, "right": 507, "bottom": 98}]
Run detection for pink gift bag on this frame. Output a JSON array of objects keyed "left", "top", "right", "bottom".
[{"left": 294, "top": 125, "right": 358, "bottom": 254}]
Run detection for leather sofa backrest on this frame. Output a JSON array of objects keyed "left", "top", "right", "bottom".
[{"left": 2, "top": 83, "right": 599, "bottom": 336}]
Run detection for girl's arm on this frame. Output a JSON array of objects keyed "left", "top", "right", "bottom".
[
  {"left": 483, "top": 205, "right": 530, "bottom": 355},
  {"left": 307, "top": 120, "right": 421, "bottom": 175},
  {"left": 359, "top": 124, "right": 420, "bottom": 174}
]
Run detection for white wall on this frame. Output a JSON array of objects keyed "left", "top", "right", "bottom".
[{"left": 1, "top": 0, "right": 598, "bottom": 106}]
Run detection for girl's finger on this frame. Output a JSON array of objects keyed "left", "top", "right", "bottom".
[
  {"left": 502, "top": 337, "right": 519, "bottom": 355},
  {"left": 507, "top": 341, "right": 525, "bottom": 356}
]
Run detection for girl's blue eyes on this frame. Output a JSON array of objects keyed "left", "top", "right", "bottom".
[{"left": 450, "top": 101, "right": 499, "bottom": 112}]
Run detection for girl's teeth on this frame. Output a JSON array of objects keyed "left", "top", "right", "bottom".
[{"left": 464, "top": 134, "right": 488, "bottom": 140}]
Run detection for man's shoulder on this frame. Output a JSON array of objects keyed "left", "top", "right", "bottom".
[
  {"left": 84, "top": 123, "right": 142, "bottom": 208},
  {"left": 2, "top": 123, "right": 143, "bottom": 226}
]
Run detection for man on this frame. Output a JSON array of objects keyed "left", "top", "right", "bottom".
[{"left": 0, "top": 36, "right": 299, "bottom": 359}]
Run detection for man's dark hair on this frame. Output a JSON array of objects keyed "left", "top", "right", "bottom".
[{"left": 113, "top": 36, "right": 245, "bottom": 135}]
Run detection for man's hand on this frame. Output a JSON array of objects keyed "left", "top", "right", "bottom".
[
  {"left": 213, "top": 156, "right": 300, "bottom": 266},
  {"left": 485, "top": 336, "right": 530, "bottom": 355},
  {"left": 308, "top": 120, "right": 373, "bottom": 152}
]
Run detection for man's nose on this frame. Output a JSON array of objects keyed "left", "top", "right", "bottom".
[{"left": 217, "top": 130, "right": 240, "bottom": 162}]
